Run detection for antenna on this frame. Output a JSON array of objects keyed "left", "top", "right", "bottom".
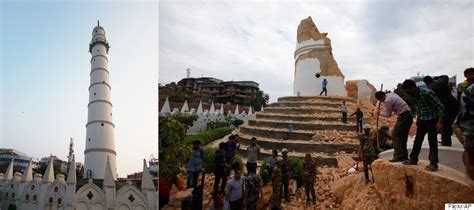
[
  {"left": 97, "top": 20, "right": 100, "bottom": 26},
  {"left": 186, "top": 68, "right": 191, "bottom": 78}
]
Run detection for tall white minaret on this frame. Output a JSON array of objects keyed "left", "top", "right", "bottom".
[{"left": 84, "top": 21, "right": 117, "bottom": 180}]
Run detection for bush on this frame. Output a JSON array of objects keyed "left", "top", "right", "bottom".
[
  {"left": 206, "top": 121, "right": 229, "bottom": 130},
  {"left": 183, "top": 127, "right": 233, "bottom": 146},
  {"left": 169, "top": 114, "right": 198, "bottom": 129},
  {"left": 287, "top": 156, "right": 304, "bottom": 179},
  {"left": 232, "top": 119, "right": 244, "bottom": 127},
  {"left": 203, "top": 147, "right": 218, "bottom": 173}
]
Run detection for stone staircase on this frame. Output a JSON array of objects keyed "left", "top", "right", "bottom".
[{"left": 237, "top": 96, "right": 366, "bottom": 167}]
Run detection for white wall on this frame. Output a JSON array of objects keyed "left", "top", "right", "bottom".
[{"left": 293, "top": 58, "right": 346, "bottom": 96}]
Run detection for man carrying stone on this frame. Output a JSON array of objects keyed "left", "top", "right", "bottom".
[
  {"left": 280, "top": 148, "right": 290, "bottom": 202},
  {"left": 423, "top": 75, "right": 460, "bottom": 146},
  {"left": 226, "top": 169, "right": 245, "bottom": 210},
  {"left": 375, "top": 91, "right": 413, "bottom": 162},
  {"left": 340, "top": 101, "right": 348, "bottom": 124},
  {"left": 351, "top": 108, "right": 364, "bottom": 133},
  {"left": 319, "top": 78, "right": 328, "bottom": 96},
  {"left": 303, "top": 153, "right": 317, "bottom": 205},
  {"left": 270, "top": 157, "right": 283, "bottom": 210},
  {"left": 402, "top": 79, "right": 444, "bottom": 172}
]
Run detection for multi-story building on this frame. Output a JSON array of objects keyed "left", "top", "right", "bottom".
[
  {"left": 161, "top": 77, "right": 261, "bottom": 105},
  {"left": 0, "top": 149, "right": 37, "bottom": 173}
]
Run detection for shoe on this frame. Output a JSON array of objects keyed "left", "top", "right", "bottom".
[
  {"left": 389, "top": 159, "right": 406, "bottom": 162},
  {"left": 402, "top": 160, "right": 417, "bottom": 165},
  {"left": 425, "top": 164, "right": 438, "bottom": 172}
]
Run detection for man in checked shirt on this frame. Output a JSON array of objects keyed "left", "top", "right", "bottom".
[{"left": 402, "top": 79, "right": 445, "bottom": 172}]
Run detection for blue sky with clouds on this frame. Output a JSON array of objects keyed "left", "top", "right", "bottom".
[
  {"left": 1, "top": 0, "right": 158, "bottom": 177},
  {"left": 159, "top": 0, "right": 474, "bottom": 102}
]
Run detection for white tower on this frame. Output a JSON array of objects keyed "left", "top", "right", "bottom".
[{"left": 84, "top": 21, "right": 117, "bottom": 180}]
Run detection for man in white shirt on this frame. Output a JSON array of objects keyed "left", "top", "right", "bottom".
[{"left": 375, "top": 91, "right": 414, "bottom": 162}]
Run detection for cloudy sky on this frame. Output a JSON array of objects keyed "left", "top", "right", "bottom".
[
  {"left": 1, "top": 0, "right": 158, "bottom": 177},
  {"left": 159, "top": 0, "right": 474, "bottom": 102}
]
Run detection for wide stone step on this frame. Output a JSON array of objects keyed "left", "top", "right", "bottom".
[
  {"left": 278, "top": 96, "right": 357, "bottom": 103},
  {"left": 238, "top": 136, "right": 358, "bottom": 154},
  {"left": 268, "top": 101, "right": 357, "bottom": 108},
  {"left": 257, "top": 113, "right": 342, "bottom": 122},
  {"left": 249, "top": 120, "right": 356, "bottom": 131},
  {"left": 240, "top": 126, "right": 314, "bottom": 140},
  {"left": 236, "top": 146, "right": 341, "bottom": 167},
  {"left": 264, "top": 107, "right": 340, "bottom": 115}
]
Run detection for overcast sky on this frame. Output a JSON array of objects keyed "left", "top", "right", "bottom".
[
  {"left": 1, "top": 0, "right": 158, "bottom": 177},
  {"left": 159, "top": 0, "right": 474, "bottom": 102}
]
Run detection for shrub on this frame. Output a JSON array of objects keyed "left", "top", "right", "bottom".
[
  {"left": 232, "top": 119, "right": 244, "bottom": 127},
  {"left": 203, "top": 147, "right": 218, "bottom": 173},
  {"left": 169, "top": 114, "right": 198, "bottom": 129},
  {"left": 287, "top": 156, "right": 304, "bottom": 179},
  {"left": 206, "top": 121, "right": 229, "bottom": 130},
  {"left": 183, "top": 127, "right": 234, "bottom": 146}
]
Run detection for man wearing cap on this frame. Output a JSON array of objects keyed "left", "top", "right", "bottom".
[
  {"left": 270, "top": 157, "right": 283, "bottom": 210},
  {"left": 280, "top": 148, "right": 290, "bottom": 202},
  {"left": 375, "top": 91, "right": 413, "bottom": 162},
  {"left": 359, "top": 124, "right": 378, "bottom": 184},
  {"left": 187, "top": 140, "right": 204, "bottom": 189}
]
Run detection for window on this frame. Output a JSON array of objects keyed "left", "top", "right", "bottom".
[
  {"left": 57, "top": 197, "right": 62, "bottom": 205},
  {"left": 31, "top": 185, "right": 35, "bottom": 190},
  {"left": 101, "top": 123, "right": 104, "bottom": 126},
  {"left": 88, "top": 138, "right": 91, "bottom": 142},
  {"left": 54, "top": 186, "right": 58, "bottom": 193},
  {"left": 32, "top": 195, "right": 37, "bottom": 201},
  {"left": 25, "top": 194, "right": 29, "bottom": 201},
  {"left": 94, "top": 93, "right": 96, "bottom": 95},
  {"left": 48, "top": 197, "right": 53, "bottom": 204}
]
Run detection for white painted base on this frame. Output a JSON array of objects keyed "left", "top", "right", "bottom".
[{"left": 293, "top": 58, "right": 346, "bottom": 96}]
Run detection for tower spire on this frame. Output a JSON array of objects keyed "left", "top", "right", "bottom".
[{"left": 97, "top": 20, "right": 100, "bottom": 26}]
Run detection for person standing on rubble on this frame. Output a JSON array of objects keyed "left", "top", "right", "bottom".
[
  {"left": 320, "top": 78, "right": 328, "bottom": 96},
  {"left": 303, "top": 153, "right": 317, "bottom": 205},
  {"left": 341, "top": 101, "right": 348, "bottom": 124},
  {"left": 280, "top": 148, "right": 290, "bottom": 202},
  {"left": 359, "top": 124, "right": 378, "bottom": 184},
  {"left": 351, "top": 108, "right": 364, "bottom": 133},
  {"left": 375, "top": 91, "right": 413, "bottom": 162},
  {"left": 402, "top": 79, "right": 444, "bottom": 172},
  {"left": 271, "top": 157, "right": 283, "bottom": 210}
]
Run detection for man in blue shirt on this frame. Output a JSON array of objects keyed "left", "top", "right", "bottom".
[
  {"left": 319, "top": 79, "right": 328, "bottom": 96},
  {"left": 226, "top": 169, "right": 245, "bottom": 210},
  {"left": 186, "top": 140, "right": 204, "bottom": 189}
]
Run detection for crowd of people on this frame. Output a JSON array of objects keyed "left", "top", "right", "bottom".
[
  {"left": 347, "top": 68, "right": 474, "bottom": 184},
  {"left": 206, "top": 134, "right": 318, "bottom": 210},
  {"left": 161, "top": 68, "right": 474, "bottom": 209}
]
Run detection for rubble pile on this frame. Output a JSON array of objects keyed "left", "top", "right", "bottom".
[
  {"left": 332, "top": 159, "right": 474, "bottom": 210},
  {"left": 238, "top": 95, "right": 364, "bottom": 166}
]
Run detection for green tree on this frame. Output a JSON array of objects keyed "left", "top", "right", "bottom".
[
  {"left": 249, "top": 90, "right": 269, "bottom": 111},
  {"left": 159, "top": 117, "right": 191, "bottom": 178}
]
